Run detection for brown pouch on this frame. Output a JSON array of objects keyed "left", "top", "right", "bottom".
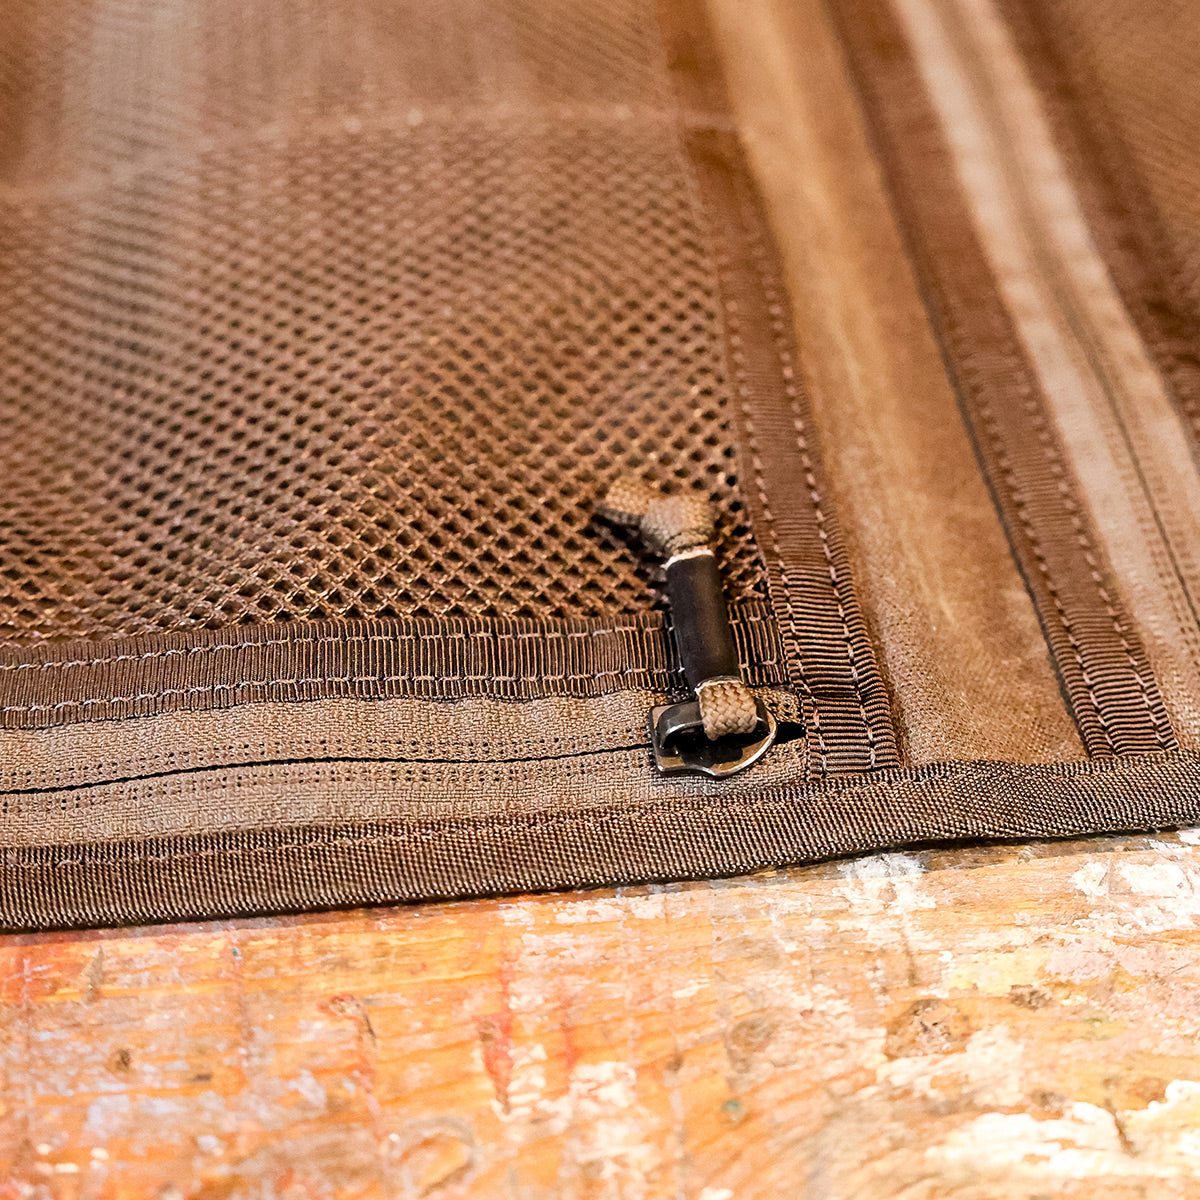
[{"left": 4, "top": 0, "right": 1200, "bottom": 929}]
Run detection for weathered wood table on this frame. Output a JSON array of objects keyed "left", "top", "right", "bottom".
[
  {"left": 3, "top": 1, "right": 1199, "bottom": 1192},
  {"left": 3, "top": 833, "right": 1200, "bottom": 1197}
]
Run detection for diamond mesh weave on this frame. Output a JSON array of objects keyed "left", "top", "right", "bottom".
[{"left": 0, "top": 0, "right": 767, "bottom": 644}]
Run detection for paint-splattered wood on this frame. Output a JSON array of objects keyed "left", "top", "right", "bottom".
[{"left": 2, "top": 833, "right": 1200, "bottom": 1198}]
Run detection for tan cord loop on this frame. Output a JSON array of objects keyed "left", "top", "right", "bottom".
[
  {"left": 601, "top": 476, "right": 757, "bottom": 743},
  {"left": 697, "top": 678, "right": 759, "bottom": 739},
  {"left": 599, "top": 476, "right": 715, "bottom": 557}
]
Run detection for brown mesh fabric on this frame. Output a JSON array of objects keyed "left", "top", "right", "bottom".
[{"left": 0, "top": 0, "right": 766, "bottom": 645}]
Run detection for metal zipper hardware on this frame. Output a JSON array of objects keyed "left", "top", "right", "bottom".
[{"left": 598, "top": 477, "right": 779, "bottom": 779}]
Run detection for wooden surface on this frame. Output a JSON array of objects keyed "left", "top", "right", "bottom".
[
  {"left": 5, "top": 0, "right": 1200, "bottom": 1193},
  {"left": 4, "top": 832, "right": 1200, "bottom": 1198}
]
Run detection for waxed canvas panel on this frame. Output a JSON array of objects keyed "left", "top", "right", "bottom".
[
  {"left": 1026, "top": 0, "right": 1200, "bottom": 312},
  {"left": 999, "top": 0, "right": 1200, "bottom": 472}
]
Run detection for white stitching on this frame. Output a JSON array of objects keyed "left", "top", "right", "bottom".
[{"left": 0, "top": 609, "right": 776, "bottom": 674}]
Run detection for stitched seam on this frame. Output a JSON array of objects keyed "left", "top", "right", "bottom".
[
  {"left": 0, "top": 624, "right": 663, "bottom": 674},
  {"left": 1063, "top": 484, "right": 1171, "bottom": 749},
  {"left": 0, "top": 104, "right": 740, "bottom": 211},
  {"left": 735, "top": 197, "right": 879, "bottom": 769},
  {"left": 1, "top": 680, "right": 800, "bottom": 788},
  {"left": 0, "top": 608, "right": 778, "bottom": 674},
  {"left": 0, "top": 656, "right": 787, "bottom": 717},
  {"left": 13, "top": 769, "right": 948, "bottom": 872},
  {"left": 968, "top": 371, "right": 1113, "bottom": 752},
  {"left": 0, "top": 668, "right": 664, "bottom": 716},
  {"left": 8, "top": 752, "right": 1189, "bottom": 873},
  {"left": 967, "top": 350, "right": 1168, "bottom": 753},
  {"left": 931, "top": 0, "right": 1174, "bottom": 752},
  {"left": 0, "top": 729, "right": 649, "bottom": 788},
  {"left": 827, "top": 0, "right": 1167, "bottom": 756},
  {"left": 705, "top": 230, "right": 826, "bottom": 771},
  {"left": 3, "top": 690, "right": 799, "bottom": 794},
  {"left": 4, "top": 746, "right": 660, "bottom": 808},
  {"left": 946, "top": 0, "right": 1200, "bottom": 707}
]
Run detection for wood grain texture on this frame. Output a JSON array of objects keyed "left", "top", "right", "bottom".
[{"left": 3, "top": 833, "right": 1200, "bottom": 1197}]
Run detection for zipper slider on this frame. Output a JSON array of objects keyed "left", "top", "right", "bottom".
[{"left": 599, "top": 477, "right": 778, "bottom": 778}]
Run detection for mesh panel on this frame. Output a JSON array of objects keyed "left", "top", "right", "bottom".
[{"left": 0, "top": 0, "right": 767, "bottom": 643}]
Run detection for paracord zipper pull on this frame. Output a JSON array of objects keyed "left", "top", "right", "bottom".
[{"left": 599, "top": 477, "right": 777, "bottom": 778}]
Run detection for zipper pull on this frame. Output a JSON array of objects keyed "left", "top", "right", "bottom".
[{"left": 599, "top": 477, "right": 778, "bottom": 778}]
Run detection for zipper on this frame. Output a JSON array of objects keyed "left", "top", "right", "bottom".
[{"left": 599, "top": 477, "right": 784, "bottom": 778}]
